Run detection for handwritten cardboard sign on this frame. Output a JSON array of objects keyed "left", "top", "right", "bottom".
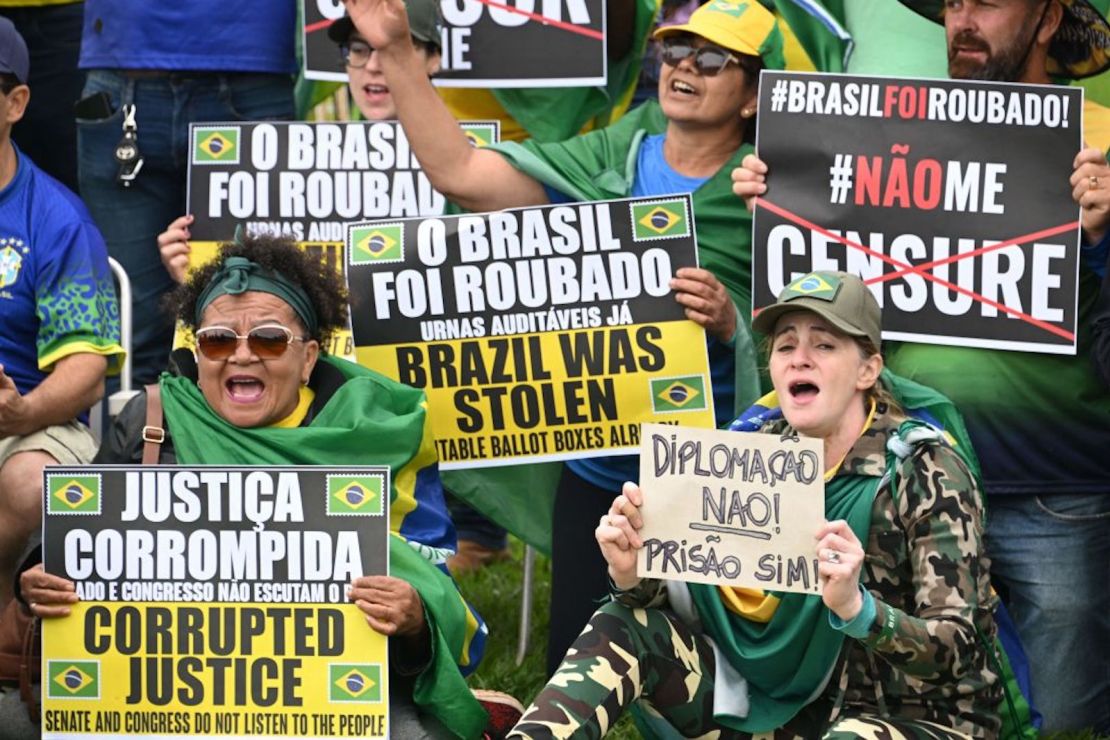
[{"left": 637, "top": 424, "right": 825, "bottom": 594}]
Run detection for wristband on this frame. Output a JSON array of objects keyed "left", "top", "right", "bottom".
[{"left": 829, "top": 584, "right": 876, "bottom": 639}]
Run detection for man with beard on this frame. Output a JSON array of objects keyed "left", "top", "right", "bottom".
[{"left": 733, "top": 0, "right": 1110, "bottom": 733}]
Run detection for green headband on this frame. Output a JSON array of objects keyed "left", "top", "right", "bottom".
[{"left": 194, "top": 256, "right": 319, "bottom": 336}]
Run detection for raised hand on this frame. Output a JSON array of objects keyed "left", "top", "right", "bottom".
[{"left": 596, "top": 482, "right": 646, "bottom": 590}]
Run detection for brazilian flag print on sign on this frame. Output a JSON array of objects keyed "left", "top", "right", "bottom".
[
  {"left": 47, "top": 661, "right": 99, "bottom": 699},
  {"left": 47, "top": 474, "right": 100, "bottom": 514},
  {"left": 462, "top": 123, "right": 498, "bottom": 148},
  {"left": 650, "top": 376, "right": 707, "bottom": 412},
  {"left": 631, "top": 199, "right": 690, "bottom": 240},
  {"left": 192, "top": 127, "right": 239, "bottom": 164},
  {"left": 349, "top": 224, "right": 404, "bottom": 265},
  {"left": 327, "top": 474, "right": 385, "bottom": 515},
  {"left": 329, "top": 664, "right": 383, "bottom": 703}
]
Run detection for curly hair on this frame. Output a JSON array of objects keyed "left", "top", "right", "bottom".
[{"left": 166, "top": 233, "right": 349, "bottom": 347}]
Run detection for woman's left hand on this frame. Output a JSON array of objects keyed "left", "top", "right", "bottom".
[
  {"left": 815, "top": 519, "right": 866, "bottom": 621},
  {"left": 20, "top": 563, "right": 79, "bottom": 618},
  {"left": 349, "top": 575, "right": 426, "bottom": 637},
  {"left": 670, "top": 267, "right": 737, "bottom": 343}
]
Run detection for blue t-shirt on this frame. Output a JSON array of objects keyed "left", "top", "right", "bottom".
[
  {"left": 79, "top": 2, "right": 297, "bottom": 74},
  {"left": 562, "top": 134, "right": 737, "bottom": 492},
  {"left": 0, "top": 147, "right": 124, "bottom": 405}
]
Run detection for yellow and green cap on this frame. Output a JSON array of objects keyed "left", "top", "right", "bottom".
[
  {"left": 898, "top": 0, "right": 1110, "bottom": 79},
  {"left": 752, "top": 271, "right": 881, "bottom": 348},
  {"left": 653, "top": 0, "right": 786, "bottom": 70}
]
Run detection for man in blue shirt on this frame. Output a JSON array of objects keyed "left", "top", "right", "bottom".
[
  {"left": 0, "top": 18, "right": 124, "bottom": 610},
  {"left": 76, "top": 2, "right": 297, "bottom": 386}
]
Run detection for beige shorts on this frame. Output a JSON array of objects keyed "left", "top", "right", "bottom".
[{"left": 0, "top": 421, "right": 98, "bottom": 468}]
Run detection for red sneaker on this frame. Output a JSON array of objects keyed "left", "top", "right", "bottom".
[{"left": 474, "top": 689, "right": 524, "bottom": 740}]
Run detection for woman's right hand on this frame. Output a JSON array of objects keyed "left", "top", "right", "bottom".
[
  {"left": 596, "top": 482, "right": 646, "bottom": 591},
  {"left": 19, "top": 563, "right": 79, "bottom": 618},
  {"left": 157, "top": 214, "right": 193, "bottom": 285},
  {"left": 730, "top": 153, "right": 768, "bottom": 212}
]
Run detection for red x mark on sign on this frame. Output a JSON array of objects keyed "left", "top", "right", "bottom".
[
  {"left": 306, "top": 2, "right": 604, "bottom": 40},
  {"left": 756, "top": 197, "right": 1078, "bottom": 342}
]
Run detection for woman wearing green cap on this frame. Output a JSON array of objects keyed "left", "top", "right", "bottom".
[
  {"left": 507, "top": 271, "right": 1001, "bottom": 738},
  {"left": 342, "top": 0, "right": 785, "bottom": 673},
  {"left": 17, "top": 235, "right": 499, "bottom": 738}
]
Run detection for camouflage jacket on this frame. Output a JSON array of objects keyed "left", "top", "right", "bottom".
[{"left": 616, "top": 407, "right": 1002, "bottom": 737}]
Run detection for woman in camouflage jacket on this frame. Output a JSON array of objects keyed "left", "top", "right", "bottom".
[{"left": 509, "top": 271, "right": 1001, "bottom": 739}]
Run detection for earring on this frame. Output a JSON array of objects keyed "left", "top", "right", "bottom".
[{"left": 741, "top": 107, "right": 755, "bottom": 118}]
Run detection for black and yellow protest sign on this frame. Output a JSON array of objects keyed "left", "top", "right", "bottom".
[
  {"left": 184, "top": 120, "right": 499, "bottom": 357},
  {"left": 41, "top": 466, "right": 390, "bottom": 739},
  {"left": 637, "top": 424, "right": 824, "bottom": 594},
  {"left": 345, "top": 195, "right": 717, "bottom": 469},
  {"left": 302, "top": 0, "right": 606, "bottom": 87},
  {"left": 753, "top": 71, "right": 1083, "bottom": 354}
]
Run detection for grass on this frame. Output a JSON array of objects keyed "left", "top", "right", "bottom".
[
  {"left": 456, "top": 538, "right": 639, "bottom": 738},
  {"left": 456, "top": 538, "right": 1107, "bottom": 740}
]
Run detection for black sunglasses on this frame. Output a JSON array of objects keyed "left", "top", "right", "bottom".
[
  {"left": 660, "top": 40, "right": 743, "bottom": 76},
  {"left": 195, "top": 324, "right": 304, "bottom": 361},
  {"left": 341, "top": 40, "right": 375, "bottom": 68}
]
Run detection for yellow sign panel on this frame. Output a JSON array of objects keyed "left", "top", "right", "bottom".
[
  {"left": 42, "top": 602, "right": 387, "bottom": 738},
  {"left": 356, "top": 321, "right": 716, "bottom": 468}
]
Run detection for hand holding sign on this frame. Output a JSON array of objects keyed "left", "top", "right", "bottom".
[
  {"left": 731, "top": 152, "right": 768, "bottom": 212},
  {"left": 20, "top": 563, "right": 78, "bottom": 618},
  {"left": 670, "top": 267, "right": 737, "bottom": 343},
  {"left": 349, "top": 574, "right": 427, "bottom": 638},
  {"left": 157, "top": 214, "right": 194, "bottom": 285},
  {"left": 814, "top": 519, "right": 865, "bottom": 621},
  {"left": 596, "top": 482, "right": 645, "bottom": 591},
  {"left": 1071, "top": 146, "right": 1110, "bottom": 245}
]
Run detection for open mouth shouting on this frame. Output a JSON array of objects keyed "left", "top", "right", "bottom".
[
  {"left": 226, "top": 375, "right": 265, "bottom": 404},
  {"left": 788, "top": 379, "right": 820, "bottom": 403}
]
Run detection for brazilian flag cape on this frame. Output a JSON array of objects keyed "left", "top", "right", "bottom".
[
  {"left": 681, "top": 371, "right": 980, "bottom": 733},
  {"left": 159, "top": 356, "right": 487, "bottom": 739}
]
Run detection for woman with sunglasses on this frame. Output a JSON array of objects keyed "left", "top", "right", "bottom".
[
  {"left": 17, "top": 234, "right": 500, "bottom": 738},
  {"left": 341, "top": 0, "right": 785, "bottom": 673}
]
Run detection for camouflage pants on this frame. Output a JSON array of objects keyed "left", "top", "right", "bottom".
[{"left": 509, "top": 602, "right": 972, "bottom": 740}]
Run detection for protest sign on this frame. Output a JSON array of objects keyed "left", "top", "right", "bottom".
[
  {"left": 40, "top": 466, "right": 390, "bottom": 739},
  {"left": 636, "top": 424, "right": 824, "bottom": 594},
  {"left": 346, "top": 195, "right": 717, "bottom": 469},
  {"left": 185, "top": 119, "right": 498, "bottom": 357},
  {"left": 302, "top": 0, "right": 606, "bottom": 86},
  {"left": 753, "top": 71, "right": 1083, "bottom": 355}
]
